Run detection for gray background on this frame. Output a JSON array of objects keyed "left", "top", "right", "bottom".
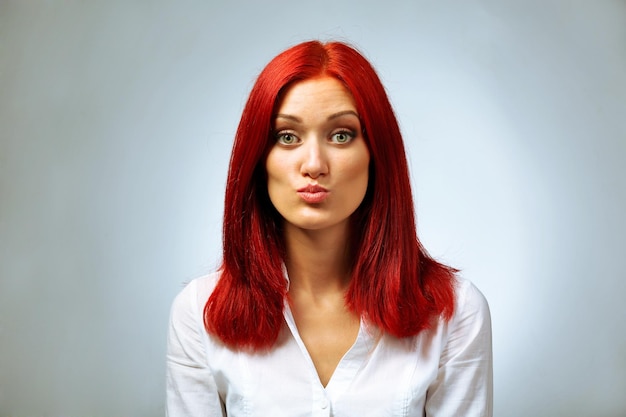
[{"left": 1, "top": 1, "right": 625, "bottom": 416}]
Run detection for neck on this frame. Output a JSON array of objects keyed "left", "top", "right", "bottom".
[{"left": 283, "top": 222, "right": 352, "bottom": 297}]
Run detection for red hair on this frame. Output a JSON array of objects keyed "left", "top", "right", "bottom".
[{"left": 205, "top": 40, "right": 456, "bottom": 349}]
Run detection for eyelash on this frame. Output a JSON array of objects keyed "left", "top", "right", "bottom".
[
  {"left": 274, "top": 129, "right": 357, "bottom": 145},
  {"left": 330, "top": 129, "right": 356, "bottom": 144},
  {"left": 275, "top": 132, "right": 299, "bottom": 145}
]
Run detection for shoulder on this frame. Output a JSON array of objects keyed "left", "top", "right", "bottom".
[
  {"left": 453, "top": 276, "right": 490, "bottom": 319},
  {"left": 444, "top": 276, "right": 492, "bottom": 349},
  {"left": 425, "top": 277, "right": 494, "bottom": 415},
  {"left": 169, "top": 272, "right": 221, "bottom": 326}
]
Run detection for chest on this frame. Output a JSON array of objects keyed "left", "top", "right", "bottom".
[
  {"left": 290, "top": 303, "right": 360, "bottom": 387},
  {"left": 205, "top": 315, "right": 445, "bottom": 417}
]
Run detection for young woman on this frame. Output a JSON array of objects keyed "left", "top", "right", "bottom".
[{"left": 166, "top": 40, "right": 493, "bottom": 416}]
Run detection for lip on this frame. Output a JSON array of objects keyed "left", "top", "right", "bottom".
[{"left": 297, "top": 184, "right": 329, "bottom": 203}]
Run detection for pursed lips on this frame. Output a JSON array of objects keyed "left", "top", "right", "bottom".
[{"left": 297, "top": 184, "right": 329, "bottom": 203}]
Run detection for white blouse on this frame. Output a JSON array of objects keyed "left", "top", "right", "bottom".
[{"left": 166, "top": 272, "right": 493, "bottom": 417}]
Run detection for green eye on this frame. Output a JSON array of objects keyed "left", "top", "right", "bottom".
[
  {"left": 331, "top": 131, "right": 354, "bottom": 143},
  {"left": 277, "top": 133, "right": 298, "bottom": 145}
]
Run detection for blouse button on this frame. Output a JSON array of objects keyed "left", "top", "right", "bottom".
[{"left": 320, "top": 397, "right": 329, "bottom": 409}]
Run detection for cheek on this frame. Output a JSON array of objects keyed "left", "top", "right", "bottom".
[
  {"left": 265, "top": 150, "right": 276, "bottom": 179},
  {"left": 337, "top": 150, "right": 370, "bottom": 208},
  {"left": 345, "top": 148, "right": 370, "bottom": 185},
  {"left": 355, "top": 151, "right": 371, "bottom": 199},
  {"left": 265, "top": 152, "right": 281, "bottom": 186},
  {"left": 265, "top": 152, "right": 290, "bottom": 205},
  {"left": 265, "top": 148, "right": 294, "bottom": 179}
]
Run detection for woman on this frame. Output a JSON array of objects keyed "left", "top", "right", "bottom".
[{"left": 166, "top": 40, "right": 492, "bottom": 416}]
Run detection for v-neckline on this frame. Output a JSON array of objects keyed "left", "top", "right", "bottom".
[{"left": 283, "top": 303, "right": 378, "bottom": 401}]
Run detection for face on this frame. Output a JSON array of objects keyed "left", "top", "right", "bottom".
[{"left": 265, "top": 77, "right": 370, "bottom": 234}]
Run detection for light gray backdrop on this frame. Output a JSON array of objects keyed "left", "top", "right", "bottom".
[{"left": 1, "top": 1, "right": 624, "bottom": 416}]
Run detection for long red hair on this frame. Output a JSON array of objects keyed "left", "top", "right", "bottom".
[{"left": 205, "top": 40, "right": 456, "bottom": 350}]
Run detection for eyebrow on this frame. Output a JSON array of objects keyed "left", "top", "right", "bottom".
[{"left": 274, "top": 110, "right": 360, "bottom": 123}]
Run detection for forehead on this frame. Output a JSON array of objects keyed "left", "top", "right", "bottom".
[{"left": 276, "top": 77, "right": 357, "bottom": 116}]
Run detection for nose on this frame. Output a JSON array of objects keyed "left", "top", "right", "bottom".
[{"left": 300, "top": 138, "right": 328, "bottom": 178}]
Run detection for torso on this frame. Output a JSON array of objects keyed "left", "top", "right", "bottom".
[{"left": 178, "top": 273, "right": 492, "bottom": 417}]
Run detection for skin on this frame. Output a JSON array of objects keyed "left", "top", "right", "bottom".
[{"left": 265, "top": 76, "right": 370, "bottom": 387}]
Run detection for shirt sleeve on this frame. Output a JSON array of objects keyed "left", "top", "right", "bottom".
[
  {"left": 166, "top": 279, "right": 225, "bottom": 417},
  {"left": 425, "top": 279, "right": 493, "bottom": 417}
]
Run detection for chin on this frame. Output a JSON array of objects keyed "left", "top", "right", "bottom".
[{"left": 284, "top": 216, "right": 349, "bottom": 233}]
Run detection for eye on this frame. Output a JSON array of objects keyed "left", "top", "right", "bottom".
[
  {"left": 275, "top": 132, "right": 299, "bottom": 145},
  {"left": 330, "top": 130, "right": 355, "bottom": 144}
]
